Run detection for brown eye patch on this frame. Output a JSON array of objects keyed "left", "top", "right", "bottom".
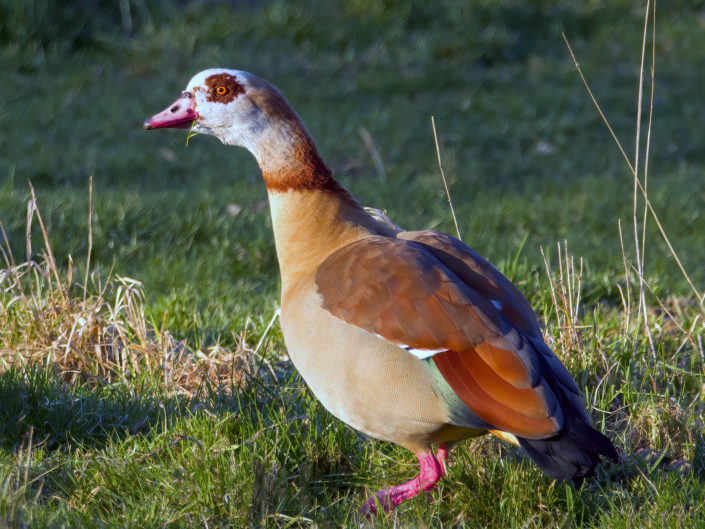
[{"left": 204, "top": 73, "right": 246, "bottom": 103}]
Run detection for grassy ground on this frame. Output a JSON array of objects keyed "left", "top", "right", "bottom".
[{"left": 1, "top": 1, "right": 704, "bottom": 527}]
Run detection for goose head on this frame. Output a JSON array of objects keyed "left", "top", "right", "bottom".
[{"left": 144, "top": 69, "right": 314, "bottom": 168}]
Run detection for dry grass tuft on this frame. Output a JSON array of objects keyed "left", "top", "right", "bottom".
[
  {"left": 0, "top": 185, "right": 267, "bottom": 395},
  {"left": 540, "top": 241, "right": 585, "bottom": 360}
]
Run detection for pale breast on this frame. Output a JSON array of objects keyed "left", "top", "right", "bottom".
[{"left": 279, "top": 282, "right": 456, "bottom": 451}]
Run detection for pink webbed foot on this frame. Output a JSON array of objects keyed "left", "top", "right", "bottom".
[{"left": 360, "top": 451, "right": 443, "bottom": 516}]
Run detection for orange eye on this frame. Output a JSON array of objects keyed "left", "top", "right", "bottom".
[{"left": 215, "top": 86, "right": 228, "bottom": 96}]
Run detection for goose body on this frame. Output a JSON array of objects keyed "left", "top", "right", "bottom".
[{"left": 145, "top": 69, "right": 617, "bottom": 514}]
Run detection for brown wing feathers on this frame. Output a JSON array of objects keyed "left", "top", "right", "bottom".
[
  {"left": 432, "top": 347, "right": 560, "bottom": 438},
  {"left": 316, "top": 232, "right": 617, "bottom": 480},
  {"left": 319, "top": 237, "right": 477, "bottom": 350},
  {"left": 316, "top": 235, "right": 561, "bottom": 437},
  {"left": 398, "top": 231, "right": 542, "bottom": 337},
  {"left": 474, "top": 339, "right": 535, "bottom": 388}
]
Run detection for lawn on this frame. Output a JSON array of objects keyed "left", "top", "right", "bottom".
[{"left": 1, "top": 1, "right": 704, "bottom": 527}]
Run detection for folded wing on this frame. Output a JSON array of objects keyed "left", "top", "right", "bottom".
[{"left": 315, "top": 234, "right": 576, "bottom": 439}]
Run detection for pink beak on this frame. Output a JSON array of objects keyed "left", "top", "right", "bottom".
[{"left": 143, "top": 93, "right": 198, "bottom": 130}]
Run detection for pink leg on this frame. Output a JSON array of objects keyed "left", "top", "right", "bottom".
[
  {"left": 436, "top": 444, "right": 451, "bottom": 477},
  {"left": 360, "top": 451, "right": 443, "bottom": 516}
]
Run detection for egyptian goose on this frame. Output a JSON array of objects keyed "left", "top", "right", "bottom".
[{"left": 144, "top": 69, "right": 617, "bottom": 514}]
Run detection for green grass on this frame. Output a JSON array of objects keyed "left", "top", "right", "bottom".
[{"left": 1, "top": 1, "right": 705, "bottom": 527}]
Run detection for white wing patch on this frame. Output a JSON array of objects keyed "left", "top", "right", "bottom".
[
  {"left": 373, "top": 333, "right": 446, "bottom": 359},
  {"left": 402, "top": 345, "right": 447, "bottom": 359}
]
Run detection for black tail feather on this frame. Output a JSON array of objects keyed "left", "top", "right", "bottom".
[{"left": 518, "top": 419, "right": 618, "bottom": 484}]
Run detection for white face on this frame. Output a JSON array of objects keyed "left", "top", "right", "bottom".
[
  {"left": 184, "top": 69, "right": 262, "bottom": 148},
  {"left": 144, "top": 68, "right": 304, "bottom": 172},
  {"left": 145, "top": 68, "right": 272, "bottom": 149}
]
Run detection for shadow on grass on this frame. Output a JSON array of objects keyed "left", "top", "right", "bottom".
[
  {"left": 0, "top": 363, "right": 370, "bottom": 526},
  {"left": 0, "top": 364, "right": 263, "bottom": 453},
  {"left": 0, "top": 366, "right": 189, "bottom": 452}
]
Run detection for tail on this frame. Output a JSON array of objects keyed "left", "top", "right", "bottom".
[{"left": 518, "top": 417, "right": 618, "bottom": 485}]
